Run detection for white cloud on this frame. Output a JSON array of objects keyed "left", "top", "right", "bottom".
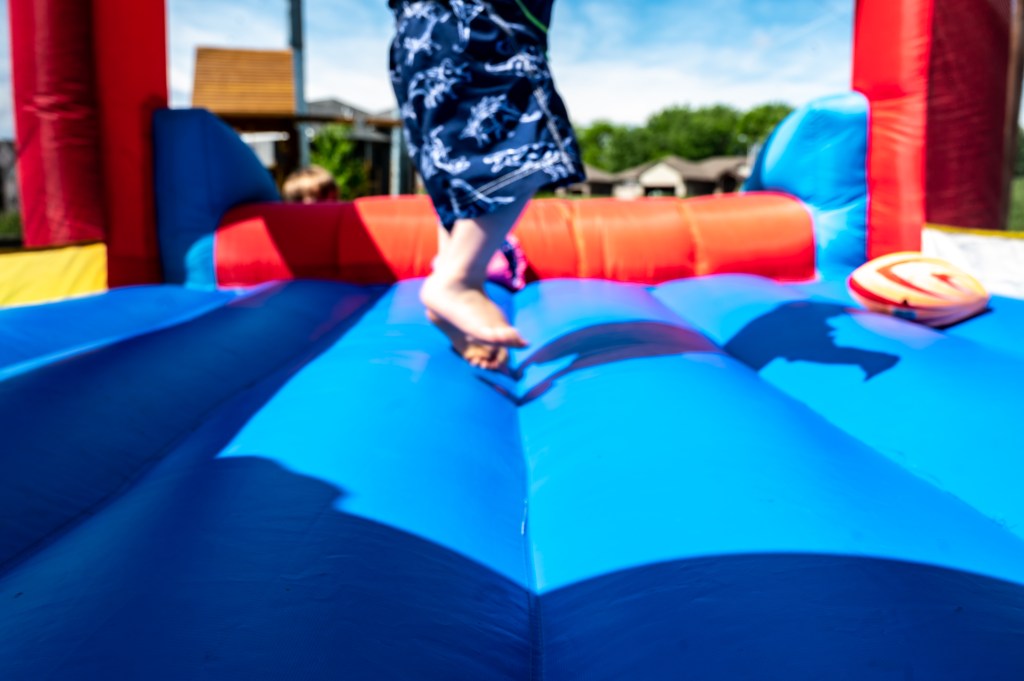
[
  {"left": 303, "top": 0, "right": 397, "bottom": 113},
  {"left": 167, "top": 0, "right": 290, "bottom": 107},
  {"left": 4, "top": 0, "right": 1020, "bottom": 142},
  {"left": 166, "top": 0, "right": 399, "bottom": 112},
  {"left": 555, "top": 55, "right": 849, "bottom": 127},
  {"left": 551, "top": 0, "right": 854, "bottom": 125},
  {"left": 0, "top": 0, "right": 863, "bottom": 141},
  {"left": 164, "top": 0, "right": 855, "bottom": 122},
  {"left": 0, "top": 0, "right": 13, "bottom": 139}
]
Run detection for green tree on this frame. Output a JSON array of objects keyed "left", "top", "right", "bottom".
[
  {"left": 646, "top": 105, "right": 742, "bottom": 160},
  {"left": 310, "top": 125, "right": 372, "bottom": 200},
  {"left": 578, "top": 121, "right": 657, "bottom": 172},
  {"left": 578, "top": 120, "right": 621, "bottom": 171},
  {"left": 1015, "top": 126, "right": 1024, "bottom": 177},
  {"left": 0, "top": 211, "right": 21, "bottom": 243},
  {"left": 576, "top": 102, "right": 796, "bottom": 173},
  {"left": 737, "top": 102, "right": 794, "bottom": 148},
  {"left": 608, "top": 127, "right": 658, "bottom": 171}
]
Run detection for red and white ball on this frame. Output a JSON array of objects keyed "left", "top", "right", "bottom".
[{"left": 847, "top": 252, "right": 990, "bottom": 327}]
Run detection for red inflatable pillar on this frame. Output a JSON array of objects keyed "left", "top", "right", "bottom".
[
  {"left": 9, "top": 0, "right": 106, "bottom": 246},
  {"left": 852, "top": 0, "right": 933, "bottom": 258},
  {"left": 92, "top": 1, "right": 168, "bottom": 285},
  {"left": 9, "top": 0, "right": 167, "bottom": 284},
  {"left": 855, "top": 0, "right": 1016, "bottom": 235},
  {"left": 926, "top": 0, "right": 1013, "bottom": 231}
]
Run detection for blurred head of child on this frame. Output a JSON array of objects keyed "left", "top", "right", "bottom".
[{"left": 283, "top": 165, "right": 338, "bottom": 204}]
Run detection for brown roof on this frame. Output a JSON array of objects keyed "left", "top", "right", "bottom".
[
  {"left": 581, "top": 164, "right": 618, "bottom": 184},
  {"left": 660, "top": 156, "right": 704, "bottom": 177},
  {"left": 688, "top": 156, "right": 748, "bottom": 182},
  {"left": 192, "top": 48, "right": 295, "bottom": 115},
  {"left": 612, "top": 155, "right": 747, "bottom": 183},
  {"left": 614, "top": 160, "right": 659, "bottom": 181},
  {"left": 570, "top": 155, "right": 750, "bottom": 188},
  {"left": 615, "top": 156, "right": 702, "bottom": 181}
]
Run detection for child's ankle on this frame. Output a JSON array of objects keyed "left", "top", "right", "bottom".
[{"left": 431, "top": 260, "right": 488, "bottom": 289}]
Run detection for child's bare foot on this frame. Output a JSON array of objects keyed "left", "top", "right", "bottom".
[
  {"left": 420, "top": 274, "right": 528, "bottom": 349},
  {"left": 426, "top": 310, "right": 509, "bottom": 370}
]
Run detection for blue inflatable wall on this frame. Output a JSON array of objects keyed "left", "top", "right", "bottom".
[
  {"left": 1, "top": 276, "right": 1022, "bottom": 679},
  {"left": 745, "top": 92, "right": 870, "bottom": 275},
  {"left": 154, "top": 109, "right": 280, "bottom": 287},
  {"left": 3, "top": 96, "right": 1023, "bottom": 679}
]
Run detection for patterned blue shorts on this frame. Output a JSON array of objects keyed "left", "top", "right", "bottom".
[{"left": 389, "top": 0, "right": 585, "bottom": 229}]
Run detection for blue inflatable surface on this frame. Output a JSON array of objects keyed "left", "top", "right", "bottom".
[
  {"left": 1, "top": 276, "right": 1023, "bottom": 679},
  {"left": 744, "top": 92, "right": 870, "bottom": 276}
]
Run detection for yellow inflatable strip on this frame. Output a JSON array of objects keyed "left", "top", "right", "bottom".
[
  {"left": 926, "top": 223, "right": 1024, "bottom": 239},
  {"left": 0, "top": 243, "right": 108, "bottom": 308}
]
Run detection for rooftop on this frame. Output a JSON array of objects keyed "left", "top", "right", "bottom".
[
  {"left": 602, "top": 155, "right": 750, "bottom": 184},
  {"left": 192, "top": 48, "right": 295, "bottom": 115}
]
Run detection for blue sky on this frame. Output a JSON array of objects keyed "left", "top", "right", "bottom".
[{"left": 0, "top": 0, "right": 855, "bottom": 139}]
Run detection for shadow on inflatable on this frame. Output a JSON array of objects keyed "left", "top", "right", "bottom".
[
  {"left": 725, "top": 301, "right": 901, "bottom": 380},
  {"left": 483, "top": 321, "right": 720, "bottom": 405},
  {"left": 4, "top": 452, "right": 1023, "bottom": 680},
  {"left": 0, "top": 283, "right": 378, "bottom": 571}
]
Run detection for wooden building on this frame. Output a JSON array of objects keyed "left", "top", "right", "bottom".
[
  {"left": 191, "top": 47, "right": 411, "bottom": 195},
  {"left": 564, "top": 155, "right": 750, "bottom": 200}
]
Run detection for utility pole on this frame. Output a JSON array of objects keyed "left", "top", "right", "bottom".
[
  {"left": 390, "top": 124, "right": 404, "bottom": 195},
  {"left": 290, "top": 0, "right": 310, "bottom": 168},
  {"left": 1002, "top": 0, "right": 1024, "bottom": 228}
]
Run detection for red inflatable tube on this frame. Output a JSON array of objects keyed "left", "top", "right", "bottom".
[
  {"left": 9, "top": 0, "right": 106, "bottom": 247},
  {"left": 92, "top": 1, "right": 168, "bottom": 285},
  {"left": 215, "top": 194, "right": 815, "bottom": 288}
]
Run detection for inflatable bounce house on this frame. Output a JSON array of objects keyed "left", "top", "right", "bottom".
[{"left": 4, "top": 1, "right": 1024, "bottom": 678}]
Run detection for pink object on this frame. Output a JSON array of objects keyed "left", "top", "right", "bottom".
[
  {"left": 485, "top": 234, "right": 527, "bottom": 291},
  {"left": 431, "top": 234, "right": 528, "bottom": 292}
]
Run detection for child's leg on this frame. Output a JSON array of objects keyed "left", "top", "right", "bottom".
[
  {"left": 421, "top": 194, "right": 530, "bottom": 348},
  {"left": 429, "top": 225, "right": 509, "bottom": 370},
  {"left": 425, "top": 310, "right": 509, "bottom": 369}
]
